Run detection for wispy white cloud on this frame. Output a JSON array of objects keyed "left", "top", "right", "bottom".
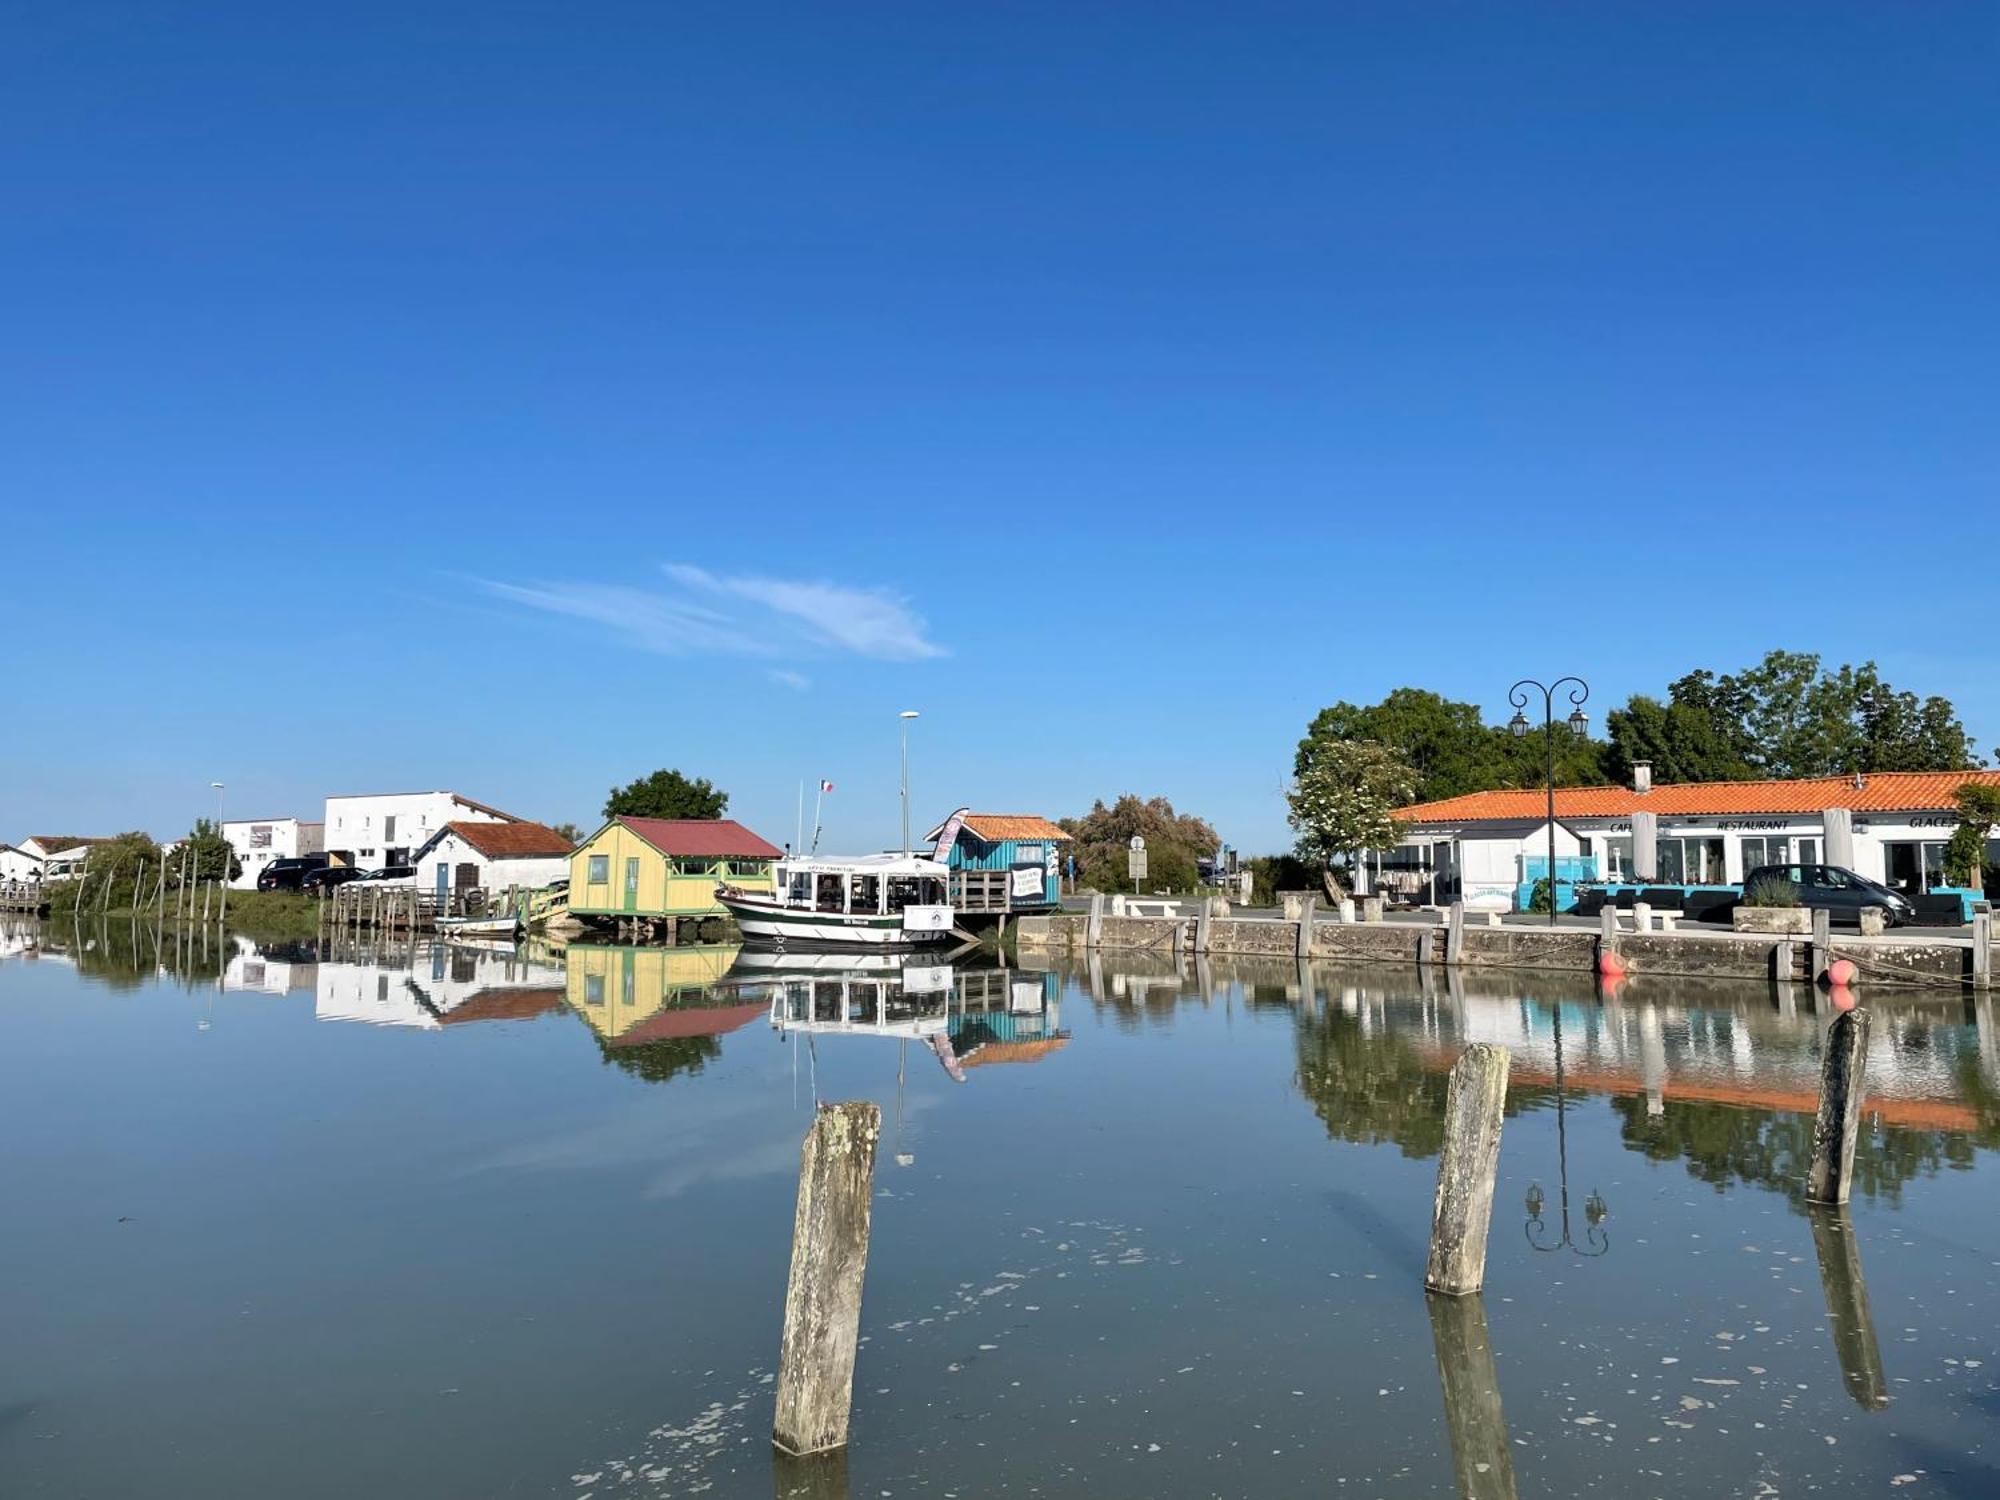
[
  {"left": 767, "top": 668, "right": 811, "bottom": 691},
  {"left": 478, "top": 563, "right": 945, "bottom": 663},
  {"left": 664, "top": 564, "right": 946, "bottom": 661}
]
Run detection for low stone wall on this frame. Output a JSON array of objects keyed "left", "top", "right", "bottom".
[{"left": 1014, "top": 911, "right": 1978, "bottom": 992}]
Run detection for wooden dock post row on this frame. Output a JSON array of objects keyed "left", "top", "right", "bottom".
[
  {"left": 774, "top": 1101, "right": 881, "bottom": 1457},
  {"left": 1426, "top": 1043, "right": 1511, "bottom": 1296},
  {"left": 1807, "top": 1007, "right": 1871, "bottom": 1206}
]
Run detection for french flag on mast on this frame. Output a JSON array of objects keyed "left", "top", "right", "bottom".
[{"left": 819, "top": 779, "right": 834, "bottom": 793}]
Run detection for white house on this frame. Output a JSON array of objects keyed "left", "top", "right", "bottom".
[
  {"left": 1392, "top": 766, "right": 2000, "bottom": 910},
  {"left": 222, "top": 817, "right": 325, "bottom": 890},
  {"left": 321, "top": 791, "right": 522, "bottom": 870},
  {"left": 412, "top": 820, "right": 574, "bottom": 902},
  {"left": 18, "top": 836, "right": 110, "bottom": 880},
  {"left": 0, "top": 844, "right": 43, "bottom": 883}
]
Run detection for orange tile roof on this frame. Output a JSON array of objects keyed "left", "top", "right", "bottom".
[
  {"left": 1399, "top": 769, "right": 2000, "bottom": 825},
  {"left": 959, "top": 814, "right": 1072, "bottom": 843}
]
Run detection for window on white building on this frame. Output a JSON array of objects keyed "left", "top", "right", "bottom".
[{"left": 1656, "top": 837, "right": 1726, "bottom": 885}]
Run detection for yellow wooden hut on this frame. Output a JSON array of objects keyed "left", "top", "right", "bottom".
[{"left": 568, "top": 816, "right": 783, "bottom": 922}]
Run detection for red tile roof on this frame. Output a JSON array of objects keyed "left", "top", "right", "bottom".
[
  {"left": 613, "top": 817, "right": 784, "bottom": 859},
  {"left": 959, "top": 814, "right": 1072, "bottom": 843},
  {"left": 613, "top": 1000, "right": 768, "bottom": 1044},
  {"left": 1399, "top": 769, "right": 2000, "bottom": 825},
  {"left": 438, "top": 820, "right": 574, "bottom": 858}
]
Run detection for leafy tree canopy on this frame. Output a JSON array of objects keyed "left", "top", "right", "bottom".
[
  {"left": 1060, "top": 795, "right": 1219, "bottom": 894},
  {"left": 603, "top": 769, "right": 729, "bottom": 822},
  {"left": 1296, "top": 687, "right": 1606, "bottom": 805}
]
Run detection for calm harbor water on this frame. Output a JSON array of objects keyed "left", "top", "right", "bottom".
[{"left": 4, "top": 920, "right": 2000, "bottom": 1498}]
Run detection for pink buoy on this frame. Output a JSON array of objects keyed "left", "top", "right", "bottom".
[
  {"left": 1830, "top": 984, "right": 1857, "bottom": 1012},
  {"left": 1826, "top": 958, "right": 1858, "bottom": 988},
  {"left": 1598, "top": 949, "right": 1627, "bottom": 979}
]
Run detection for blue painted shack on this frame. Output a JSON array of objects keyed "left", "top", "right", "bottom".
[{"left": 925, "top": 810, "right": 1072, "bottom": 913}]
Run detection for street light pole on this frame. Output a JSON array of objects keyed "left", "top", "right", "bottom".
[
  {"left": 1507, "top": 677, "right": 1589, "bottom": 928},
  {"left": 898, "top": 711, "right": 920, "bottom": 857}
]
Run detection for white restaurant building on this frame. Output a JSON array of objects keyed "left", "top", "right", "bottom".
[{"left": 1391, "top": 766, "right": 2000, "bottom": 912}]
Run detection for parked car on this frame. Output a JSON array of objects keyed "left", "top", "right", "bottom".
[
  {"left": 301, "top": 865, "right": 370, "bottom": 897},
  {"left": 1742, "top": 864, "right": 1914, "bottom": 927},
  {"left": 257, "top": 855, "right": 331, "bottom": 892},
  {"left": 352, "top": 865, "right": 416, "bottom": 885}
]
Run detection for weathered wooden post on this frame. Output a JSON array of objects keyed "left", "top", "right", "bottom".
[
  {"left": 1417, "top": 926, "right": 1435, "bottom": 966},
  {"left": 1444, "top": 900, "right": 1466, "bottom": 967},
  {"left": 1194, "top": 896, "right": 1213, "bottom": 957},
  {"left": 1773, "top": 939, "right": 1794, "bottom": 986},
  {"left": 774, "top": 1101, "right": 881, "bottom": 1456},
  {"left": 217, "top": 869, "right": 227, "bottom": 926},
  {"left": 1426, "top": 1292, "right": 1520, "bottom": 1500},
  {"left": 1811, "top": 907, "right": 1833, "bottom": 982},
  {"left": 1426, "top": 1043, "right": 1511, "bottom": 1295},
  {"left": 1807, "top": 1007, "right": 1870, "bottom": 1205},
  {"left": 1598, "top": 903, "right": 1616, "bottom": 948},
  {"left": 1086, "top": 892, "right": 1105, "bottom": 950},
  {"left": 201, "top": 880, "right": 212, "bottom": 924},
  {"left": 1807, "top": 1206, "right": 1889, "bottom": 1410},
  {"left": 1295, "top": 894, "right": 1316, "bottom": 959},
  {"left": 1973, "top": 912, "right": 1992, "bottom": 988},
  {"left": 154, "top": 857, "right": 167, "bottom": 919}
]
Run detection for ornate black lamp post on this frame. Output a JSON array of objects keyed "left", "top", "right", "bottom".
[
  {"left": 1523, "top": 1007, "right": 1608, "bottom": 1256},
  {"left": 1507, "top": 677, "right": 1590, "bottom": 927}
]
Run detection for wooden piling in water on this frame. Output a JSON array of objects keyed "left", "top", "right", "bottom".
[
  {"left": 1807, "top": 1007, "right": 1870, "bottom": 1206},
  {"left": 1193, "top": 896, "right": 1213, "bottom": 956},
  {"left": 1973, "top": 913, "right": 1992, "bottom": 989},
  {"left": 774, "top": 1100, "right": 881, "bottom": 1456},
  {"left": 217, "top": 870, "right": 227, "bottom": 926},
  {"left": 1086, "top": 892, "right": 1104, "bottom": 949},
  {"left": 1294, "top": 894, "right": 1315, "bottom": 959},
  {"left": 1811, "top": 908, "right": 1833, "bottom": 983},
  {"left": 1425, "top": 1043, "right": 1510, "bottom": 1296}
]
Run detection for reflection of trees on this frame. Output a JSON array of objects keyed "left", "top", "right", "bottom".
[
  {"left": 1293, "top": 1010, "right": 1549, "bottom": 1159},
  {"left": 595, "top": 1035, "right": 722, "bottom": 1086},
  {"left": 1609, "top": 1095, "right": 1983, "bottom": 1210}
]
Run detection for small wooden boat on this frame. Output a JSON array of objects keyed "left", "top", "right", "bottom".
[
  {"left": 436, "top": 916, "right": 524, "bottom": 940},
  {"left": 716, "top": 854, "right": 953, "bottom": 948}
]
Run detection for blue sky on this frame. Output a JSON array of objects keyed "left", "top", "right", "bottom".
[{"left": 6, "top": 2, "right": 1996, "bottom": 854}]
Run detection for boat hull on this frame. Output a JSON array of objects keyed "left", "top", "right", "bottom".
[{"left": 718, "top": 895, "right": 950, "bottom": 949}]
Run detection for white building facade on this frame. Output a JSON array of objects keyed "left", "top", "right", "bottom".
[
  {"left": 0, "top": 845, "right": 42, "bottom": 883},
  {"left": 321, "top": 791, "right": 521, "bottom": 870},
  {"left": 222, "top": 817, "right": 325, "bottom": 890},
  {"left": 1394, "top": 769, "right": 2000, "bottom": 911},
  {"left": 411, "top": 821, "right": 573, "bottom": 903}
]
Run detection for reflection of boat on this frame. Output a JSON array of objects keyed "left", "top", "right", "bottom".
[
  {"left": 436, "top": 913, "right": 521, "bottom": 938},
  {"left": 716, "top": 855, "right": 953, "bottom": 948}
]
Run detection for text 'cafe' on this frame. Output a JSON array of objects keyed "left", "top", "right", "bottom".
[{"left": 1390, "top": 766, "right": 2000, "bottom": 912}]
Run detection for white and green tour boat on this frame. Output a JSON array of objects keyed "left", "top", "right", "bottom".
[{"left": 716, "top": 854, "right": 954, "bottom": 949}]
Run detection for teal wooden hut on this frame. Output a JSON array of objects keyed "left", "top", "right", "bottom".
[{"left": 924, "top": 810, "right": 1072, "bottom": 913}]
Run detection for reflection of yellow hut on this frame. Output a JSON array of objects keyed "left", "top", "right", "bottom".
[{"left": 564, "top": 943, "right": 744, "bottom": 1040}]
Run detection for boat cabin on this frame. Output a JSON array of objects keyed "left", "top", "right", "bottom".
[{"left": 773, "top": 854, "right": 950, "bottom": 916}]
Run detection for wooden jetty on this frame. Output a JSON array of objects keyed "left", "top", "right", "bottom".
[{"left": 0, "top": 882, "right": 50, "bottom": 914}]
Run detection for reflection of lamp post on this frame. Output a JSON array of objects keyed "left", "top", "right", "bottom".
[
  {"left": 1524, "top": 1007, "right": 1609, "bottom": 1256},
  {"left": 1507, "top": 678, "right": 1589, "bottom": 927}
]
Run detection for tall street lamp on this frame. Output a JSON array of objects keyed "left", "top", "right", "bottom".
[
  {"left": 898, "top": 711, "right": 920, "bottom": 856},
  {"left": 1507, "top": 677, "right": 1590, "bottom": 928}
]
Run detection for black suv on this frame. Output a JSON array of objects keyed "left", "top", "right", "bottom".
[
  {"left": 302, "top": 865, "right": 370, "bottom": 897},
  {"left": 258, "top": 855, "right": 331, "bottom": 892},
  {"left": 1743, "top": 864, "right": 1915, "bottom": 927}
]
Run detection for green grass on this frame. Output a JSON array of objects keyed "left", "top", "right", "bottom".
[{"left": 42, "top": 886, "right": 323, "bottom": 938}]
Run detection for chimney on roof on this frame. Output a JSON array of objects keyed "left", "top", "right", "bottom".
[
  {"left": 1853, "top": 770, "right": 1867, "bottom": 790},
  {"left": 1632, "top": 761, "right": 1652, "bottom": 796}
]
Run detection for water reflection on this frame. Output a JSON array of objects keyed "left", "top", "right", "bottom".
[
  {"left": 1426, "top": 1292, "right": 1519, "bottom": 1500},
  {"left": 1807, "top": 1206, "right": 1891, "bottom": 1411},
  {"left": 1521, "top": 1012, "right": 1609, "bottom": 1257}
]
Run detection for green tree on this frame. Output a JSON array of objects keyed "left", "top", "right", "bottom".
[
  {"left": 603, "top": 769, "right": 729, "bottom": 821},
  {"left": 183, "top": 819, "right": 239, "bottom": 884},
  {"left": 1287, "top": 739, "right": 1416, "bottom": 869},
  {"left": 1603, "top": 669, "right": 1759, "bottom": 784},
  {"left": 1943, "top": 784, "right": 2000, "bottom": 891},
  {"left": 1060, "top": 795, "right": 1219, "bottom": 894},
  {"left": 549, "top": 821, "right": 584, "bottom": 846},
  {"left": 1298, "top": 687, "right": 1606, "bottom": 806}
]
